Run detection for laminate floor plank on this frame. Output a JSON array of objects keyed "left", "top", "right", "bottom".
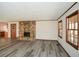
[{"left": 0, "top": 39, "right": 69, "bottom": 57}]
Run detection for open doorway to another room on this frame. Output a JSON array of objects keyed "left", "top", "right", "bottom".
[{"left": 0, "top": 22, "right": 8, "bottom": 39}]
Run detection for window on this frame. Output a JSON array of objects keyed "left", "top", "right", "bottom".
[
  {"left": 66, "top": 10, "right": 79, "bottom": 50},
  {"left": 58, "top": 20, "right": 62, "bottom": 38}
]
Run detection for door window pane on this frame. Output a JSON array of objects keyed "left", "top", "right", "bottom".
[
  {"left": 71, "top": 16, "right": 75, "bottom": 29},
  {"left": 74, "top": 15, "right": 78, "bottom": 29},
  {"left": 70, "top": 30, "right": 74, "bottom": 43},
  {"left": 74, "top": 30, "right": 78, "bottom": 45},
  {"left": 75, "top": 22, "right": 78, "bottom": 29},
  {"left": 68, "top": 30, "right": 71, "bottom": 42},
  {"left": 74, "top": 35, "right": 78, "bottom": 45},
  {"left": 66, "top": 10, "right": 78, "bottom": 49},
  {"left": 71, "top": 23, "right": 74, "bottom": 29},
  {"left": 69, "top": 22, "right": 72, "bottom": 29}
]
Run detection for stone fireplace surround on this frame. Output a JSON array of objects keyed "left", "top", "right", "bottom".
[{"left": 19, "top": 21, "right": 36, "bottom": 41}]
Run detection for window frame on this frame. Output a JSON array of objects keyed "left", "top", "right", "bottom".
[
  {"left": 58, "top": 20, "right": 62, "bottom": 38},
  {"left": 66, "top": 10, "right": 79, "bottom": 50}
]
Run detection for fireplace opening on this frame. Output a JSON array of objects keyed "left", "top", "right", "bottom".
[{"left": 24, "top": 32, "right": 30, "bottom": 37}]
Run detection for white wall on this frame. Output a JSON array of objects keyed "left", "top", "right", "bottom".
[
  {"left": 58, "top": 3, "right": 79, "bottom": 57},
  {"left": 7, "top": 21, "right": 57, "bottom": 40},
  {"left": 8, "top": 22, "right": 19, "bottom": 38},
  {"left": 36, "top": 21, "right": 57, "bottom": 40}
]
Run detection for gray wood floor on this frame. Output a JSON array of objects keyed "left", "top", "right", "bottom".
[{"left": 0, "top": 39, "right": 69, "bottom": 57}]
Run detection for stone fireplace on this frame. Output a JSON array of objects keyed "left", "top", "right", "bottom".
[{"left": 19, "top": 21, "right": 36, "bottom": 41}]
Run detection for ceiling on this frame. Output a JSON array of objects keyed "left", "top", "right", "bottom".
[{"left": 0, "top": 2, "right": 75, "bottom": 21}]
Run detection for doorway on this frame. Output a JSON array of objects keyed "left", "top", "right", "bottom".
[{"left": 11, "top": 24, "right": 16, "bottom": 39}]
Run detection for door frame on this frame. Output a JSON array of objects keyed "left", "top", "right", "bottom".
[{"left": 10, "top": 24, "right": 16, "bottom": 39}]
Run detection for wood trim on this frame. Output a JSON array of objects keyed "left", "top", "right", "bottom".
[
  {"left": 67, "top": 41, "right": 78, "bottom": 50},
  {"left": 66, "top": 10, "right": 79, "bottom": 50},
  {"left": 66, "top": 10, "right": 78, "bottom": 18},
  {"left": 66, "top": 17, "right": 68, "bottom": 42},
  {"left": 78, "top": 10, "right": 79, "bottom": 49}
]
